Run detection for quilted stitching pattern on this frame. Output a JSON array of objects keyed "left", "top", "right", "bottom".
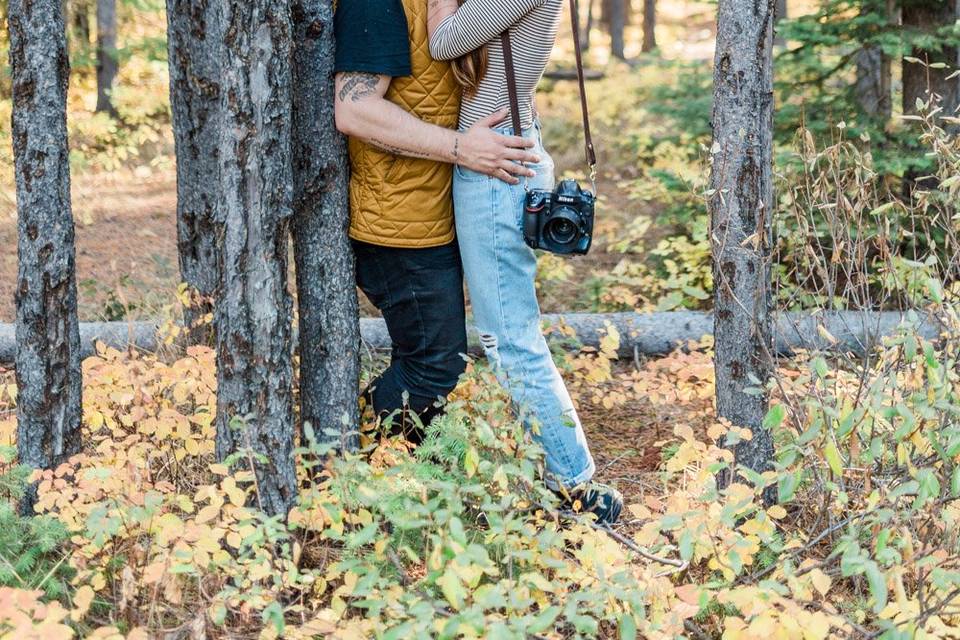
[{"left": 348, "top": 0, "right": 463, "bottom": 248}]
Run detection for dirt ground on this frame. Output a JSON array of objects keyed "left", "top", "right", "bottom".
[
  {"left": 0, "top": 167, "right": 646, "bottom": 324},
  {"left": 0, "top": 169, "right": 181, "bottom": 323}
]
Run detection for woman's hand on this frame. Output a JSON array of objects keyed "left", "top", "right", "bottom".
[
  {"left": 427, "top": 0, "right": 460, "bottom": 38},
  {"left": 456, "top": 110, "right": 541, "bottom": 184}
]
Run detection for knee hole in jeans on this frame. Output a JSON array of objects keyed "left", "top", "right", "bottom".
[{"left": 479, "top": 333, "right": 502, "bottom": 368}]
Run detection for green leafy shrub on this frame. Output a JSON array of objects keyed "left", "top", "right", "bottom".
[{"left": 0, "top": 448, "right": 73, "bottom": 600}]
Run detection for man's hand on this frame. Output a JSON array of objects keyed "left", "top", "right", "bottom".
[
  {"left": 455, "top": 109, "right": 540, "bottom": 184},
  {"left": 334, "top": 73, "right": 538, "bottom": 185}
]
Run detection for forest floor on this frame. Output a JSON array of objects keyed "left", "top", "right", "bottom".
[{"left": 0, "top": 168, "right": 644, "bottom": 322}]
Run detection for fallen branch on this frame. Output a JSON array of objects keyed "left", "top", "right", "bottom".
[
  {"left": 0, "top": 310, "right": 942, "bottom": 364},
  {"left": 595, "top": 523, "right": 688, "bottom": 571}
]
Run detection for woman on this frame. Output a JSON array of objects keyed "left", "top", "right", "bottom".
[{"left": 428, "top": 0, "right": 622, "bottom": 525}]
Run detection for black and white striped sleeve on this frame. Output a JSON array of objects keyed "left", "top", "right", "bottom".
[{"left": 429, "top": 0, "right": 548, "bottom": 60}]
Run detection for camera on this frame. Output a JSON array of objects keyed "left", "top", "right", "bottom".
[{"left": 523, "top": 179, "right": 595, "bottom": 256}]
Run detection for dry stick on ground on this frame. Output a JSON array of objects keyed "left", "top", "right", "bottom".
[{"left": 594, "top": 523, "right": 687, "bottom": 570}]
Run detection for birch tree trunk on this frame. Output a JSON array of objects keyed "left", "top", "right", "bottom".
[
  {"left": 290, "top": 0, "right": 360, "bottom": 449},
  {"left": 166, "top": 0, "right": 221, "bottom": 342},
  {"left": 709, "top": 0, "right": 776, "bottom": 492},
  {"left": 902, "top": 0, "right": 959, "bottom": 128},
  {"left": 94, "top": 0, "right": 117, "bottom": 116},
  {"left": 642, "top": 0, "right": 657, "bottom": 53},
  {"left": 8, "top": 0, "right": 83, "bottom": 510},
  {"left": 215, "top": 0, "right": 298, "bottom": 517}
]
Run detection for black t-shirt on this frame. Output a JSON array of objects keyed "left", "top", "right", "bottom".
[{"left": 334, "top": 0, "right": 412, "bottom": 77}]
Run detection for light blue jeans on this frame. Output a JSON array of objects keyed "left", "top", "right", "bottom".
[{"left": 453, "top": 122, "right": 596, "bottom": 490}]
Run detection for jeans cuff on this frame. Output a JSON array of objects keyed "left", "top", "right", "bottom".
[{"left": 544, "top": 456, "right": 596, "bottom": 492}]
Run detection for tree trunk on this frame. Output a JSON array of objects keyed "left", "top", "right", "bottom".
[
  {"left": 773, "top": 0, "right": 787, "bottom": 46},
  {"left": 584, "top": 0, "right": 595, "bottom": 50},
  {"left": 642, "top": 0, "right": 657, "bottom": 53},
  {"left": 902, "top": 0, "right": 960, "bottom": 124},
  {"left": 94, "top": 0, "right": 117, "bottom": 116},
  {"left": 603, "top": 0, "right": 628, "bottom": 60},
  {"left": 709, "top": 0, "right": 776, "bottom": 493},
  {"left": 71, "top": 0, "right": 92, "bottom": 48},
  {"left": 290, "top": 0, "right": 360, "bottom": 450},
  {"left": 215, "top": 0, "right": 298, "bottom": 518},
  {"left": 166, "top": 0, "right": 222, "bottom": 343},
  {"left": 854, "top": 0, "right": 893, "bottom": 122},
  {"left": 8, "top": 0, "right": 83, "bottom": 511},
  {"left": 855, "top": 45, "right": 892, "bottom": 121}
]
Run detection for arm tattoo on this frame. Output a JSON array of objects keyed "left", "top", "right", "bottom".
[
  {"left": 369, "top": 137, "right": 434, "bottom": 160},
  {"left": 338, "top": 72, "right": 381, "bottom": 103},
  {"left": 453, "top": 135, "right": 460, "bottom": 160}
]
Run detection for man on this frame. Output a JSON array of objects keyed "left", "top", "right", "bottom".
[{"left": 333, "top": 0, "right": 538, "bottom": 439}]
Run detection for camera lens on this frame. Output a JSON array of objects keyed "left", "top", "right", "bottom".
[{"left": 545, "top": 214, "right": 578, "bottom": 245}]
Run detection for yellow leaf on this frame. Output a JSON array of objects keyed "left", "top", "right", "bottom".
[
  {"left": 226, "top": 531, "right": 243, "bottom": 549},
  {"left": 809, "top": 569, "right": 832, "bottom": 597},
  {"left": 195, "top": 504, "right": 220, "bottom": 525},
  {"left": 767, "top": 505, "right": 787, "bottom": 519},
  {"left": 142, "top": 562, "right": 166, "bottom": 585},
  {"left": 72, "top": 585, "right": 95, "bottom": 621},
  {"left": 802, "top": 611, "right": 832, "bottom": 640}
]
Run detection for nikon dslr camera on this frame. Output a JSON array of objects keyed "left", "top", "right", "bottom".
[{"left": 522, "top": 179, "right": 595, "bottom": 256}]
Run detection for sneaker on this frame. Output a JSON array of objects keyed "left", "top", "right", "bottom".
[{"left": 557, "top": 482, "right": 623, "bottom": 526}]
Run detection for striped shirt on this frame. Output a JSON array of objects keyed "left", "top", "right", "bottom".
[{"left": 430, "top": 0, "right": 562, "bottom": 132}]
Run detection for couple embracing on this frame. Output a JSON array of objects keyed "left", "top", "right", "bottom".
[{"left": 333, "top": 0, "right": 621, "bottom": 525}]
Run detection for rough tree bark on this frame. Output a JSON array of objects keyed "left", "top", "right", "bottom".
[
  {"left": 215, "top": 0, "right": 298, "bottom": 517},
  {"left": 166, "top": 0, "right": 222, "bottom": 342},
  {"left": 709, "top": 0, "right": 776, "bottom": 492},
  {"left": 95, "top": 0, "right": 117, "bottom": 116},
  {"left": 290, "top": 0, "right": 360, "bottom": 449},
  {"left": 8, "top": 0, "right": 83, "bottom": 509},
  {"left": 642, "top": 0, "right": 657, "bottom": 53},
  {"left": 902, "top": 0, "right": 960, "bottom": 123}
]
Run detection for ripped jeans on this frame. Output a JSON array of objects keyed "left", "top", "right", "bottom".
[{"left": 453, "top": 122, "right": 596, "bottom": 489}]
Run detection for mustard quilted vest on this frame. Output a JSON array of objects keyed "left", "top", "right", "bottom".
[{"left": 347, "top": 0, "right": 462, "bottom": 248}]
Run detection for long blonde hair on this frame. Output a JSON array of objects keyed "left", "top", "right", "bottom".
[{"left": 450, "top": 1, "right": 488, "bottom": 95}]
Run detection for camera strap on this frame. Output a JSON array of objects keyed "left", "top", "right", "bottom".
[{"left": 500, "top": 0, "right": 597, "bottom": 188}]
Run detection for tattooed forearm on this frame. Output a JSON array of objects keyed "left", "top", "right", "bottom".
[
  {"left": 338, "top": 72, "right": 381, "bottom": 103},
  {"left": 368, "top": 137, "right": 434, "bottom": 160}
]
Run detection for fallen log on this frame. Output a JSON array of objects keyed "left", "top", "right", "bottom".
[
  {"left": 0, "top": 311, "right": 942, "bottom": 364},
  {"left": 543, "top": 68, "right": 606, "bottom": 81}
]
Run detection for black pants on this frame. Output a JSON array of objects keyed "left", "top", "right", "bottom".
[{"left": 353, "top": 239, "right": 468, "bottom": 437}]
